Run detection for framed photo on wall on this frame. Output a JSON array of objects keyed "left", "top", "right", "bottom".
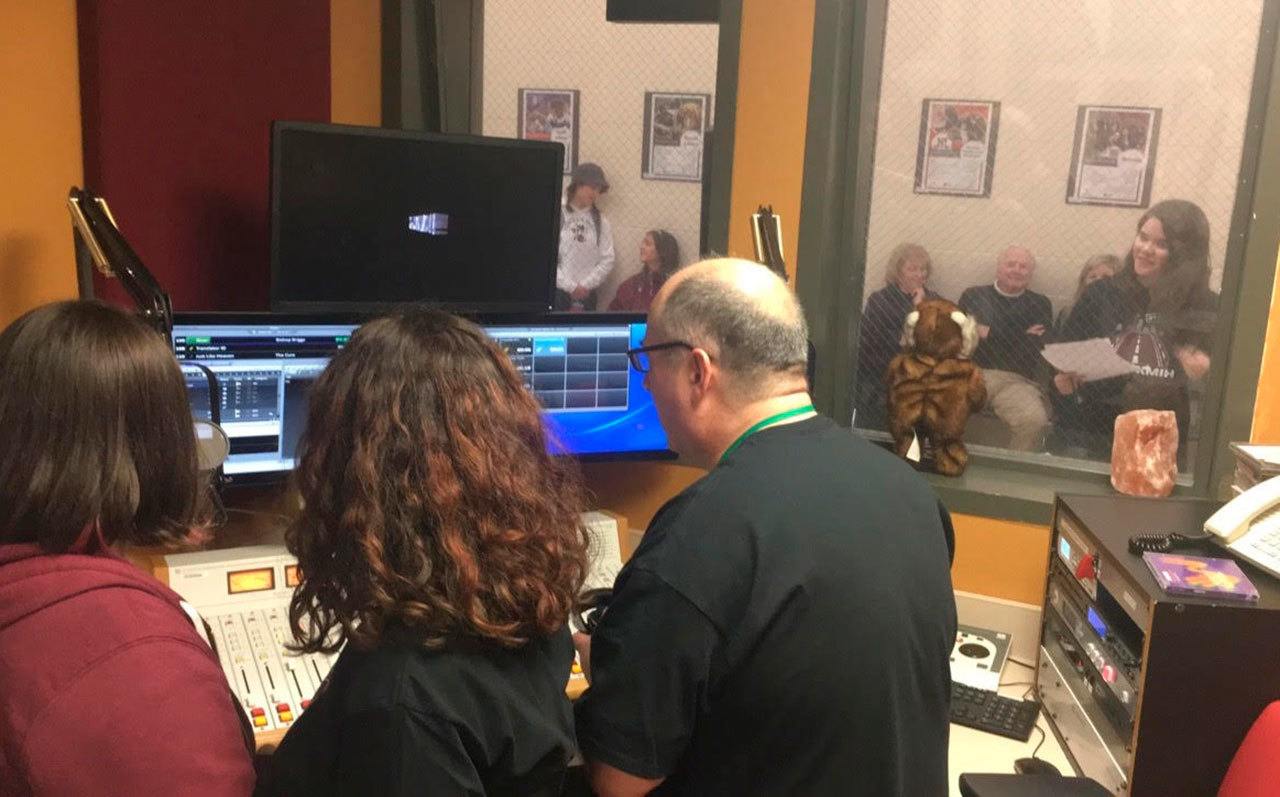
[
  {"left": 1066, "top": 105, "right": 1161, "bottom": 208},
  {"left": 913, "top": 98, "right": 1001, "bottom": 198},
  {"left": 642, "top": 91, "right": 710, "bottom": 182},
  {"left": 518, "top": 88, "right": 579, "bottom": 175}
]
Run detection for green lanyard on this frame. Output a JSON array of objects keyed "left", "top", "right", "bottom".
[{"left": 718, "top": 405, "right": 816, "bottom": 465}]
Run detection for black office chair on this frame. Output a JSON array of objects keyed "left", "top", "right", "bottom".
[{"left": 958, "top": 773, "right": 1111, "bottom": 797}]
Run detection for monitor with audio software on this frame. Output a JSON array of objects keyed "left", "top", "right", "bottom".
[{"left": 172, "top": 314, "right": 672, "bottom": 483}]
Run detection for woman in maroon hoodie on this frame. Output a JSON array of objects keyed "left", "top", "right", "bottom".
[
  {"left": 607, "top": 229, "right": 681, "bottom": 313},
  {"left": 0, "top": 301, "right": 255, "bottom": 796}
]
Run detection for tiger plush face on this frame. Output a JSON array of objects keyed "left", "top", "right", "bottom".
[{"left": 901, "top": 299, "right": 977, "bottom": 361}]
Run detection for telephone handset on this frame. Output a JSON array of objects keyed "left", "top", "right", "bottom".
[
  {"left": 1202, "top": 476, "right": 1280, "bottom": 581},
  {"left": 1205, "top": 477, "right": 1280, "bottom": 543}
]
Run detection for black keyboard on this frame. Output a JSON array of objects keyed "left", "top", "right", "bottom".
[{"left": 950, "top": 682, "right": 1040, "bottom": 742}]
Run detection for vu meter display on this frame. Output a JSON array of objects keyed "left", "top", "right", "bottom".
[
  {"left": 285, "top": 564, "right": 300, "bottom": 588},
  {"left": 227, "top": 567, "right": 275, "bottom": 595}
]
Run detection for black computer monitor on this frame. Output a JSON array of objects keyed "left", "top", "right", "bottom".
[
  {"left": 172, "top": 313, "right": 673, "bottom": 484},
  {"left": 270, "top": 122, "right": 564, "bottom": 314},
  {"left": 606, "top": 0, "right": 718, "bottom": 22}
]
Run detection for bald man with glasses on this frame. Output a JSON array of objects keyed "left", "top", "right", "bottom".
[{"left": 574, "top": 259, "right": 957, "bottom": 797}]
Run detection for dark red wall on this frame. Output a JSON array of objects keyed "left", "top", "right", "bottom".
[{"left": 78, "top": 1, "right": 331, "bottom": 311}]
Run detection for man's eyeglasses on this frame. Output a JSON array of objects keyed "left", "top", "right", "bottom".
[{"left": 626, "top": 341, "right": 695, "bottom": 373}]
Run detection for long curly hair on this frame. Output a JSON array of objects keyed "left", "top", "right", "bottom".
[{"left": 287, "top": 309, "right": 589, "bottom": 653}]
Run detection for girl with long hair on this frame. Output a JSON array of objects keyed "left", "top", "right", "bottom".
[
  {"left": 0, "top": 301, "right": 253, "bottom": 796},
  {"left": 608, "top": 229, "right": 681, "bottom": 312},
  {"left": 259, "top": 308, "right": 589, "bottom": 795},
  {"left": 1051, "top": 199, "right": 1216, "bottom": 460}
]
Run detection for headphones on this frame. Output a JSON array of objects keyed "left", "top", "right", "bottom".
[{"left": 572, "top": 588, "right": 613, "bottom": 635}]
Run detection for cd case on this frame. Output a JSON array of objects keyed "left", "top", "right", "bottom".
[{"left": 1142, "top": 552, "right": 1260, "bottom": 602}]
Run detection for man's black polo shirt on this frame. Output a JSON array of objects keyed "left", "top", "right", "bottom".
[{"left": 575, "top": 416, "right": 956, "bottom": 796}]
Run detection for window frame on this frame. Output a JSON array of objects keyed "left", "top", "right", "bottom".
[{"left": 794, "top": 0, "right": 1280, "bottom": 523}]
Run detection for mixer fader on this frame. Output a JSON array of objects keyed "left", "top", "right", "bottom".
[
  {"left": 162, "top": 545, "right": 337, "bottom": 745},
  {"left": 155, "top": 512, "right": 624, "bottom": 746}
]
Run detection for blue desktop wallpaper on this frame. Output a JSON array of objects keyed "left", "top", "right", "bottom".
[{"left": 541, "top": 322, "right": 670, "bottom": 457}]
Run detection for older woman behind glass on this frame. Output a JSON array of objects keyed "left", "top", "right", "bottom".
[
  {"left": 854, "top": 243, "right": 941, "bottom": 430},
  {"left": 1054, "top": 254, "right": 1119, "bottom": 334}
]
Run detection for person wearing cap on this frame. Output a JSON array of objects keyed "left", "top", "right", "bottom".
[{"left": 556, "top": 162, "right": 616, "bottom": 312}]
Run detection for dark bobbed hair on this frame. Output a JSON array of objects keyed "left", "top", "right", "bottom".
[
  {"left": 287, "top": 308, "right": 589, "bottom": 653},
  {"left": 1116, "top": 199, "right": 1211, "bottom": 314},
  {"left": 646, "top": 229, "right": 682, "bottom": 275},
  {"left": 0, "top": 301, "right": 202, "bottom": 551}
]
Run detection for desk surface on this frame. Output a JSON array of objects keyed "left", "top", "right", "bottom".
[
  {"left": 247, "top": 614, "right": 1074, "bottom": 787},
  {"left": 948, "top": 659, "right": 1074, "bottom": 796},
  {"left": 566, "top": 654, "right": 1073, "bottom": 794},
  {"left": 144, "top": 512, "right": 1072, "bottom": 788}
]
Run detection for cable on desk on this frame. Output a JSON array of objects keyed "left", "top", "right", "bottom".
[
  {"left": 1030, "top": 725, "right": 1046, "bottom": 759},
  {"left": 206, "top": 482, "right": 228, "bottom": 528}
]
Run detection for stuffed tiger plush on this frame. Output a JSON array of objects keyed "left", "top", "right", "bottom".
[{"left": 886, "top": 298, "right": 985, "bottom": 476}]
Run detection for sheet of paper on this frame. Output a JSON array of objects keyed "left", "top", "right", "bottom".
[
  {"left": 1234, "top": 444, "right": 1280, "bottom": 468},
  {"left": 582, "top": 511, "right": 623, "bottom": 592},
  {"left": 1040, "top": 338, "right": 1136, "bottom": 382}
]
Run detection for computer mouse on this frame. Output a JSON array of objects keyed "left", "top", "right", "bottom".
[{"left": 1014, "top": 757, "right": 1061, "bottom": 776}]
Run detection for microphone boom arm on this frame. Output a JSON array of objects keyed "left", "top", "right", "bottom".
[{"left": 68, "top": 187, "right": 173, "bottom": 337}]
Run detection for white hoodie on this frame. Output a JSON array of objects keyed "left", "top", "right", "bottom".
[{"left": 556, "top": 204, "right": 616, "bottom": 292}]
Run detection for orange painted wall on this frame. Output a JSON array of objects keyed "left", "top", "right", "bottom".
[
  {"left": 330, "top": 0, "right": 381, "bottom": 126},
  {"left": 1251, "top": 250, "right": 1280, "bottom": 441},
  {"left": 582, "top": 461, "right": 704, "bottom": 530},
  {"left": 0, "top": 2, "right": 83, "bottom": 326},
  {"left": 951, "top": 515, "right": 1051, "bottom": 605},
  {"left": 725, "top": 0, "right": 816, "bottom": 274}
]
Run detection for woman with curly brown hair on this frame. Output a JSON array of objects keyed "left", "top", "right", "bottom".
[{"left": 257, "top": 309, "right": 589, "bottom": 796}]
